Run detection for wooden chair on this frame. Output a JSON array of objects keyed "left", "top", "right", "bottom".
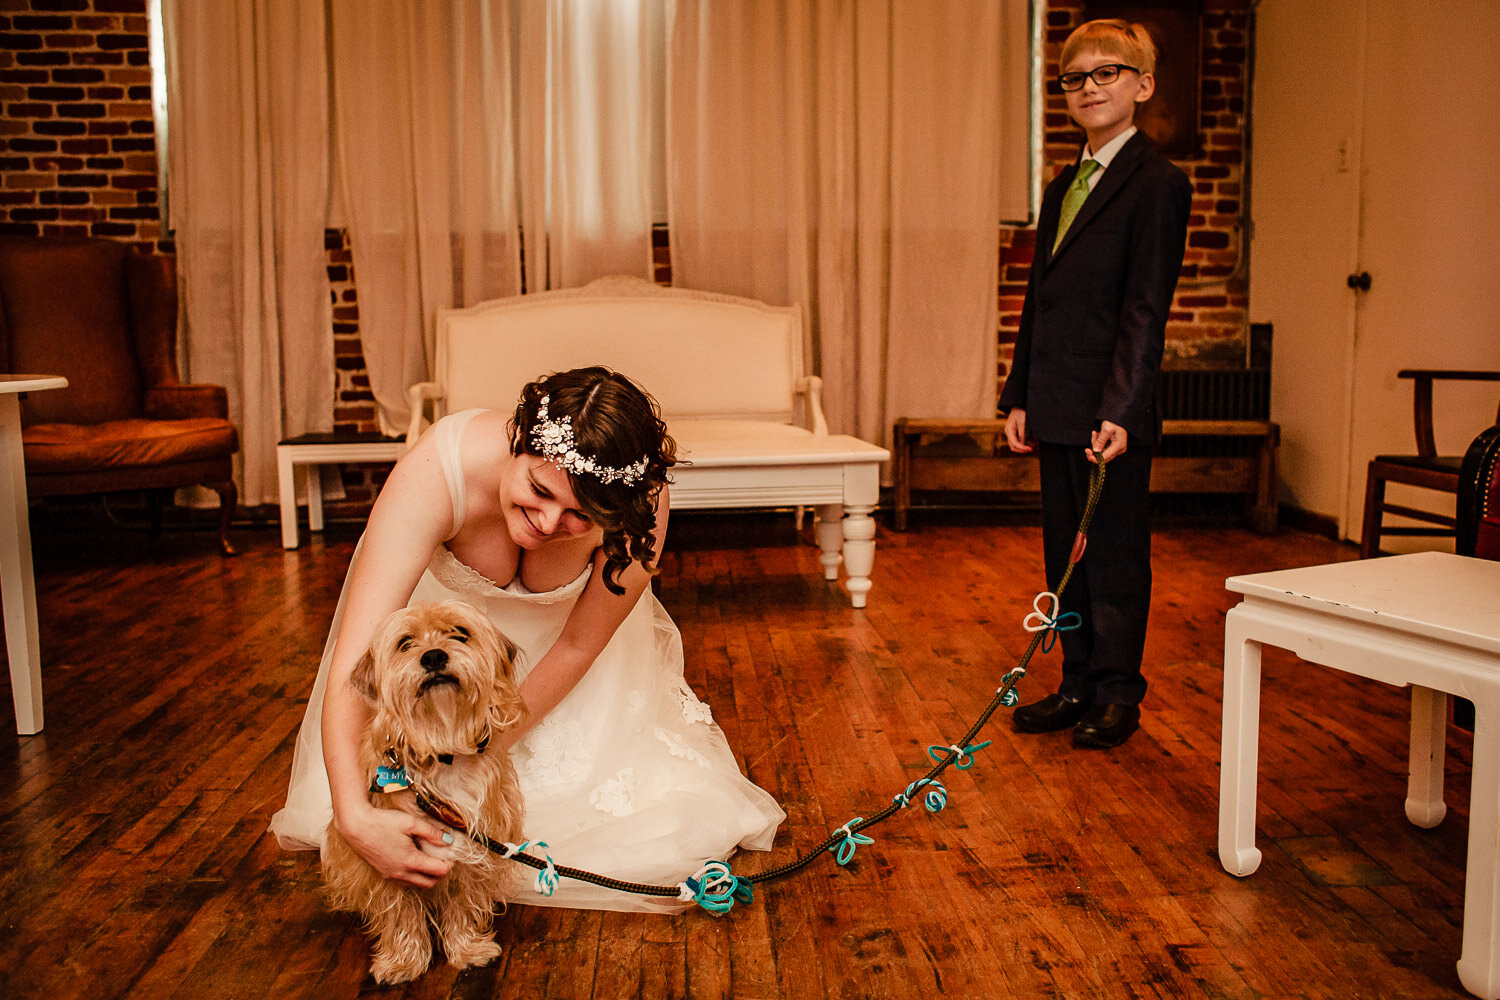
[
  {"left": 0, "top": 236, "right": 240, "bottom": 554},
  {"left": 1359, "top": 369, "right": 1500, "bottom": 558}
]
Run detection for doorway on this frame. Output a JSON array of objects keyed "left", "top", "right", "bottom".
[{"left": 1249, "top": 0, "right": 1500, "bottom": 545}]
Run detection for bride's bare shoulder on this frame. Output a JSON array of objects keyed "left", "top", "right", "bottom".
[{"left": 456, "top": 409, "right": 517, "bottom": 472}]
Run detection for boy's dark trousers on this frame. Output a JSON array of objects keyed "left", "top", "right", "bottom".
[{"left": 1039, "top": 440, "right": 1153, "bottom": 707}]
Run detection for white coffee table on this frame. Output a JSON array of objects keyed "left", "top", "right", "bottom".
[
  {"left": 0, "top": 374, "right": 68, "bottom": 734},
  {"left": 1218, "top": 551, "right": 1500, "bottom": 998}
]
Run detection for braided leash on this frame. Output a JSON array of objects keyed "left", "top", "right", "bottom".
[{"left": 417, "top": 453, "right": 1109, "bottom": 913}]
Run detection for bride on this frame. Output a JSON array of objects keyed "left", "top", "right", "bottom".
[{"left": 270, "top": 366, "right": 784, "bottom": 912}]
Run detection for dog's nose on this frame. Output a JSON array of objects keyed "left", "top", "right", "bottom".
[{"left": 420, "top": 648, "right": 448, "bottom": 672}]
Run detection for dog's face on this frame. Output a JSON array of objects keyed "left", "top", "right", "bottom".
[{"left": 351, "top": 600, "right": 525, "bottom": 764}]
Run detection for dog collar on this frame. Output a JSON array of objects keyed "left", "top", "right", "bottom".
[
  {"left": 377, "top": 728, "right": 490, "bottom": 786},
  {"left": 436, "top": 729, "right": 491, "bottom": 765}
]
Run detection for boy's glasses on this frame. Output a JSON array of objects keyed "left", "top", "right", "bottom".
[{"left": 1057, "top": 64, "right": 1139, "bottom": 91}]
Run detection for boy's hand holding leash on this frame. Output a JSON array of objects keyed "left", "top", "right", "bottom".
[
  {"left": 1089, "top": 420, "right": 1128, "bottom": 464},
  {"left": 1006, "top": 410, "right": 1127, "bottom": 463}
]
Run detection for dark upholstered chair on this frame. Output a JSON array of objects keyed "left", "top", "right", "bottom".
[
  {"left": 1359, "top": 369, "right": 1500, "bottom": 558},
  {"left": 0, "top": 236, "right": 239, "bottom": 554},
  {"left": 1449, "top": 419, "right": 1500, "bottom": 731},
  {"left": 1459, "top": 421, "right": 1500, "bottom": 561}
]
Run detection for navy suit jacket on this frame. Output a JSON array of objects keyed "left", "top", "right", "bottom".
[{"left": 999, "top": 131, "right": 1192, "bottom": 447}]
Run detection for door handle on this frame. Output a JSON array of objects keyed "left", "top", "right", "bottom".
[{"left": 1347, "top": 271, "right": 1372, "bottom": 291}]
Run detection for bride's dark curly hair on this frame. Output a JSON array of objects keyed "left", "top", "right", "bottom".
[{"left": 510, "top": 367, "right": 677, "bottom": 595}]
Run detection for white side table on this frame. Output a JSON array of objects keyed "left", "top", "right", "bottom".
[
  {"left": 276, "top": 433, "right": 404, "bottom": 548},
  {"left": 1219, "top": 552, "right": 1500, "bottom": 998},
  {"left": 1, "top": 374, "right": 68, "bottom": 735}
]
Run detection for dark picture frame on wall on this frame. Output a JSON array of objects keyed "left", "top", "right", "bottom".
[{"left": 1083, "top": 0, "right": 1202, "bottom": 158}]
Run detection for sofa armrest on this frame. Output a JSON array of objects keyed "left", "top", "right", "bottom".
[
  {"left": 797, "top": 375, "right": 829, "bottom": 436},
  {"left": 145, "top": 384, "right": 229, "bottom": 420},
  {"left": 405, "top": 381, "right": 445, "bottom": 443}
]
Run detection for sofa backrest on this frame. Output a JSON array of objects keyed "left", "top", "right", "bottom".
[
  {"left": 435, "top": 276, "right": 805, "bottom": 425},
  {"left": 0, "top": 236, "right": 144, "bottom": 425}
]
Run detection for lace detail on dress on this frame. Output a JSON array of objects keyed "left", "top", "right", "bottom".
[
  {"left": 678, "top": 684, "right": 714, "bottom": 726},
  {"left": 428, "top": 546, "right": 592, "bottom": 606},
  {"left": 624, "top": 690, "right": 647, "bottom": 735},
  {"left": 655, "top": 728, "right": 709, "bottom": 768},
  {"left": 429, "top": 546, "right": 505, "bottom": 595},
  {"left": 516, "top": 717, "right": 592, "bottom": 792},
  {"left": 590, "top": 768, "right": 637, "bottom": 816}
]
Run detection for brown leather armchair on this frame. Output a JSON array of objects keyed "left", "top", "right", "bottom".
[{"left": 0, "top": 236, "right": 239, "bottom": 554}]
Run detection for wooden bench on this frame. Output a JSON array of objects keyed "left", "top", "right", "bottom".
[
  {"left": 892, "top": 417, "right": 1279, "bottom": 533},
  {"left": 408, "top": 275, "right": 890, "bottom": 607}
]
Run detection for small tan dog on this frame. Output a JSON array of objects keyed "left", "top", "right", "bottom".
[{"left": 322, "top": 600, "right": 527, "bottom": 985}]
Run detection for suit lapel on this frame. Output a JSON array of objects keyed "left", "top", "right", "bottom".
[
  {"left": 1047, "top": 132, "right": 1146, "bottom": 264},
  {"left": 1036, "top": 161, "right": 1076, "bottom": 271}
]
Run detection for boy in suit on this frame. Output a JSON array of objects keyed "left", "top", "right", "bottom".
[{"left": 1000, "top": 19, "right": 1192, "bottom": 749}]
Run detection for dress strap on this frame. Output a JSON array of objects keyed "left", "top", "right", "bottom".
[{"left": 432, "top": 409, "right": 488, "bottom": 540}]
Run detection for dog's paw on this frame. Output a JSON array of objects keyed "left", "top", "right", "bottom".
[
  {"left": 371, "top": 950, "right": 430, "bottom": 986},
  {"left": 445, "top": 935, "right": 502, "bottom": 970}
]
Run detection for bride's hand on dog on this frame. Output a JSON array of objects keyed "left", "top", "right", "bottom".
[{"left": 343, "top": 803, "right": 454, "bottom": 888}]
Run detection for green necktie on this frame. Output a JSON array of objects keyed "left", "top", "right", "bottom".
[{"left": 1052, "top": 158, "right": 1101, "bottom": 251}]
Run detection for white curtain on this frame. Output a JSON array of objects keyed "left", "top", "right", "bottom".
[
  {"left": 325, "top": 0, "right": 660, "bottom": 432},
  {"left": 516, "top": 0, "right": 660, "bottom": 293},
  {"left": 166, "top": 0, "right": 1028, "bottom": 492},
  {"left": 167, "top": 0, "right": 656, "bottom": 457},
  {"left": 163, "top": 0, "right": 332, "bottom": 505},
  {"left": 668, "top": 0, "right": 1030, "bottom": 444},
  {"left": 330, "top": 0, "right": 523, "bottom": 436}
]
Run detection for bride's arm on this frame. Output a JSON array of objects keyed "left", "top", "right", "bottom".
[
  {"left": 497, "top": 487, "right": 672, "bottom": 750},
  {"left": 321, "top": 431, "right": 465, "bottom": 887}
]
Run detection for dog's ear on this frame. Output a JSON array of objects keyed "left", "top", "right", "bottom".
[
  {"left": 494, "top": 631, "right": 520, "bottom": 683},
  {"left": 488, "top": 632, "right": 526, "bottom": 730},
  {"left": 349, "top": 648, "right": 379, "bottom": 703},
  {"left": 489, "top": 677, "right": 528, "bottom": 732}
]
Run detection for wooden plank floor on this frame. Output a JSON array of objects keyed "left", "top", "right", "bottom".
[{"left": 0, "top": 503, "right": 1479, "bottom": 999}]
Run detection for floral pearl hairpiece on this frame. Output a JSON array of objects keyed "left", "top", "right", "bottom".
[{"left": 529, "top": 394, "right": 649, "bottom": 486}]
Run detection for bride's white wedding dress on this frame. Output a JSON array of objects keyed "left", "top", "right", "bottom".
[{"left": 269, "top": 409, "right": 785, "bottom": 912}]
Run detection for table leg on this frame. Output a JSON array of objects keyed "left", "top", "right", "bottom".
[
  {"left": 1405, "top": 685, "right": 1448, "bottom": 828},
  {"left": 307, "top": 462, "right": 325, "bottom": 533},
  {"left": 277, "top": 445, "right": 300, "bottom": 549},
  {"left": 0, "top": 394, "right": 44, "bottom": 734},
  {"left": 1458, "top": 697, "right": 1500, "bottom": 999},
  {"left": 834, "top": 461, "right": 882, "bottom": 609},
  {"left": 1219, "top": 605, "right": 1263, "bottom": 876},
  {"left": 841, "top": 503, "right": 877, "bottom": 609},
  {"left": 814, "top": 502, "right": 843, "bottom": 582}
]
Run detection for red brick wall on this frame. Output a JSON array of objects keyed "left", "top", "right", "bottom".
[
  {"left": 1, "top": 0, "right": 1253, "bottom": 510},
  {"left": 0, "top": 0, "right": 162, "bottom": 247}
]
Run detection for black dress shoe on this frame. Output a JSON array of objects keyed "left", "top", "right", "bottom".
[
  {"left": 1073, "top": 703, "right": 1141, "bottom": 749},
  {"left": 1013, "top": 693, "right": 1090, "bottom": 733}
]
